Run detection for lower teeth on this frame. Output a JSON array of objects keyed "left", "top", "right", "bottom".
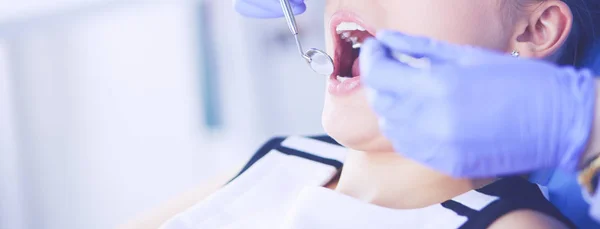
[{"left": 337, "top": 76, "right": 352, "bottom": 82}]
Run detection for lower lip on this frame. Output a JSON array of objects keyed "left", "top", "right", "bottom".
[{"left": 328, "top": 76, "right": 362, "bottom": 96}]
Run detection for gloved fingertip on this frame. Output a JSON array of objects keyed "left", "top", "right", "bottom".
[
  {"left": 359, "top": 38, "right": 386, "bottom": 78},
  {"left": 361, "top": 37, "right": 380, "bottom": 49},
  {"left": 360, "top": 38, "right": 383, "bottom": 59},
  {"left": 291, "top": 2, "right": 307, "bottom": 15}
]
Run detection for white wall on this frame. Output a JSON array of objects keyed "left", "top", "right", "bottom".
[
  {"left": 0, "top": 39, "right": 27, "bottom": 229},
  {"left": 0, "top": 0, "right": 107, "bottom": 23},
  {"left": 0, "top": 1, "right": 327, "bottom": 228},
  {"left": 4, "top": 2, "right": 211, "bottom": 229}
]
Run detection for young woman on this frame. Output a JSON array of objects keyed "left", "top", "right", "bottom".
[{"left": 123, "top": 0, "right": 600, "bottom": 228}]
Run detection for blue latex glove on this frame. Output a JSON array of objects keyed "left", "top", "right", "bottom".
[
  {"left": 360, "top": 30, "right": 597, "bottom": 178},
  {"left": 234, "top": 0, "right": 306, "bottom": 18}
]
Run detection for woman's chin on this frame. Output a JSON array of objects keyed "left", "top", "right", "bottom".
[
  {"left": 322, "top": 116, "right": 394, "bottom": 152},
  {"left": 322, "top": 88, "right": 395, "bottom": 152}
]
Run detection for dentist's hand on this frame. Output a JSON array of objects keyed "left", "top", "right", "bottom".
[
  {"left": 360, "top": 30, "right": 597, "bottom": 178},
  {"left": 234, "top": 0, "right": 306, "bottom": 18}
]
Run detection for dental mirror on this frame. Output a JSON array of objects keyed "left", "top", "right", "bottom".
[
  {"left": 279, "top": 0, "right": 335, "bottom": 76},
  {"left": 305, "top": 48, "right": 334, "bottom": 75}
]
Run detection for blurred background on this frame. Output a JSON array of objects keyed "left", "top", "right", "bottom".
[{"left": 0, "top": 0, "right": 327, "bottom": 228}]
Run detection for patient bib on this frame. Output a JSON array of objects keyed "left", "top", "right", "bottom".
[{"left": 160, "top": 136, "right": 575, "bottom": 229}]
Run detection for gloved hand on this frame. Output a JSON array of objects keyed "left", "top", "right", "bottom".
[
  {"left": 360, "top": 30, "right": 597, "bottom": 178},
  {"left": 234, "top": 0, "right": 306, "bottom": 18}
]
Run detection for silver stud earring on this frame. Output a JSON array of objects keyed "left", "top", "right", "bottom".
[{"left": 511, "top": 50, "right": 520, "bottom": 57}]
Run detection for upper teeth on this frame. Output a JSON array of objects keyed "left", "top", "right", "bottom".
[
  {"left": 336, "top": 22, "right": 366, "bottom": 33},
  {"left": 340, "top": 31, "right": 351, "bottom": 39},
  {"left": 337, "top": 22, "right": 366, "bottom": 48}
]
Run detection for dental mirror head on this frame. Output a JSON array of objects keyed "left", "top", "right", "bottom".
[{"left": 304, "top": 48, "right": 334, "bottom": 76}]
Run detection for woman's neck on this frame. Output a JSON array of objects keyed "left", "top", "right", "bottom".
[{"left": 334, "top": 150, "right": 494, "bottom": 209}]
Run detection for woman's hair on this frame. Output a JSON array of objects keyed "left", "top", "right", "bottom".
[{"left": 556, "top": 0, "right": 600, "bottom": 74}]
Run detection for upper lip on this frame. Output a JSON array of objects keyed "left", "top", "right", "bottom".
[
  {"left": 329, "top": 11, "right": 377, "bottom": 39},
  {"left": 329, "top": 10, "right": 377, "bottom": 78}
]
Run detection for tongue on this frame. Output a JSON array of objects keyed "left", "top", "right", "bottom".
[{"left": 351, "top": 56, "right": 361, "bottom": 77}]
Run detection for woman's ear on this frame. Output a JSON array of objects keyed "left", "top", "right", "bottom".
[{"left": 512, "top": 1, "right": 573, "bottom": 59}]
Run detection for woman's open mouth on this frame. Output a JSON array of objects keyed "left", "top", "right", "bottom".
[{"left": 329, "top": 12, "right": 376, "bottom": 96}]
